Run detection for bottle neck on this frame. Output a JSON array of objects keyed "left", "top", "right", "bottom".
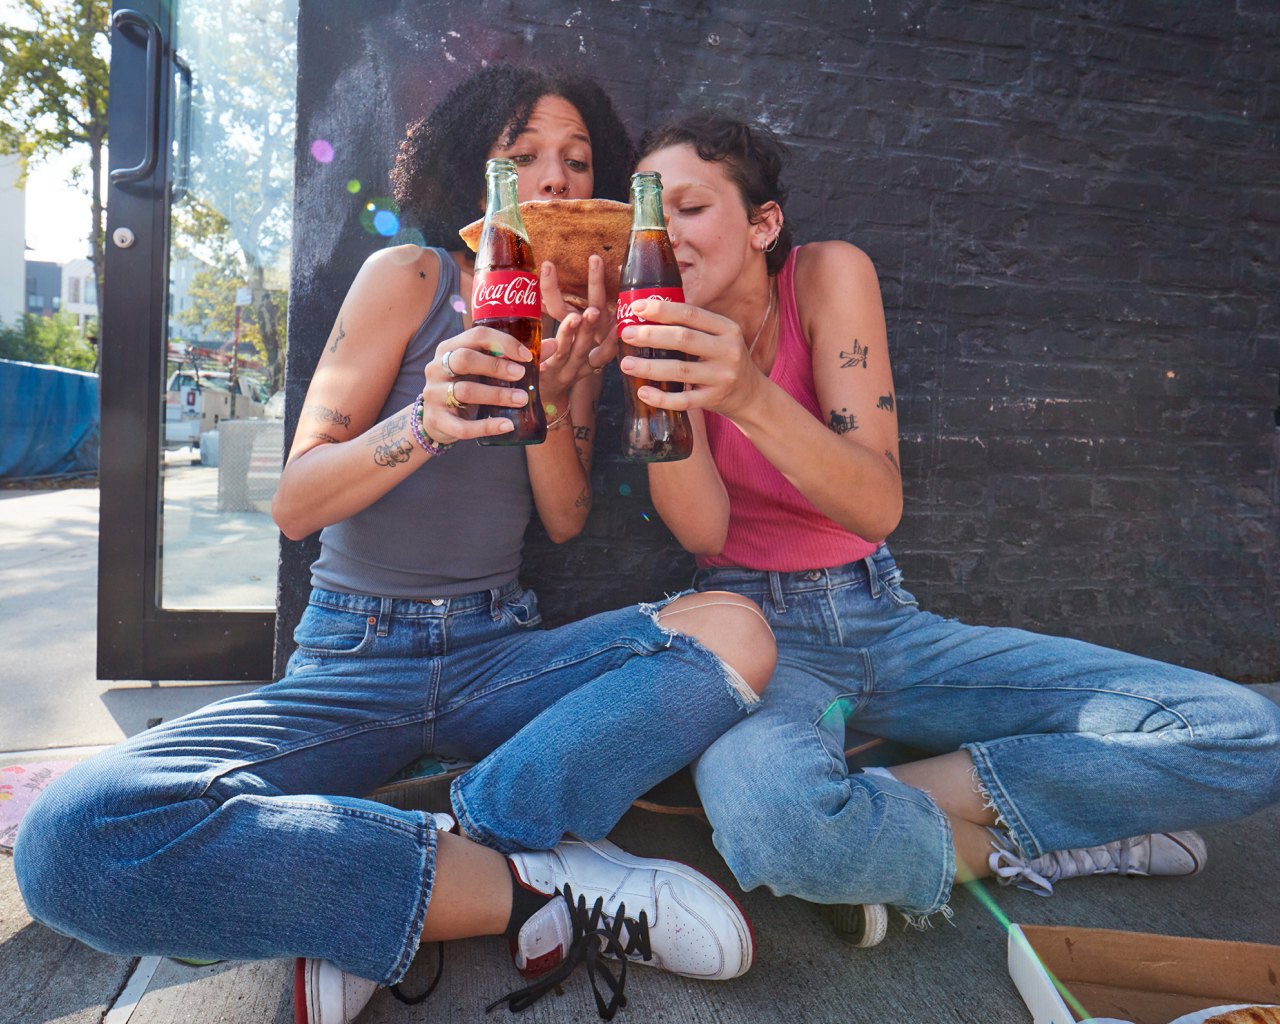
[
  {"left": 484, "top": 165, "right": 525, "bottom": 233},
  {"left": 629, "top": 178, "right": 665, "bottom": 232}
]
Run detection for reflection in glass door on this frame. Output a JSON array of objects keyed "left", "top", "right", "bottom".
[{"left": 158, "top": 0, "right": 296, "bottom": 610}]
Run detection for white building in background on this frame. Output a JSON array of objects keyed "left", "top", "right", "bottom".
[
  {"left": 61, "top": 257, "right": 98, "bottom": 333},
  {"left": 0, "top": 154, "right": 25, "bottom": 326}
]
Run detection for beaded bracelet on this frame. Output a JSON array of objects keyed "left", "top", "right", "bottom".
[{"left": 410, "top": 392, "right": 456, "bottom": 457}]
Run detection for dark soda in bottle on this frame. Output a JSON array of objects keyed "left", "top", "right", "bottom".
[
  {"left": 617, "top": 171, "right": 693, "bottom": 462},
  {"left": 472, "top": 158, "right": 547, "bottom": 445}
]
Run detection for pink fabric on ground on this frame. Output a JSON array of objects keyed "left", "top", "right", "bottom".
[{"left": 0, "top": 762, "right": 77, "bottom": 854}]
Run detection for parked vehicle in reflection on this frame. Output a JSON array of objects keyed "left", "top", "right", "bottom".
[{"left": 164, "top": 369, "right": 276, "bottom": 449}]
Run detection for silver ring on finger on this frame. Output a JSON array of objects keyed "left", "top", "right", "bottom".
[
  {"left": 441, "top": 350, "right": 459, "bottom": 379},
  {"left": 445, "top": 381, "right": 466, "bottom": 410}
]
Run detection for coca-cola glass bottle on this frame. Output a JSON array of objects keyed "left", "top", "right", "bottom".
[
  {"left": 472, "top": 158, "right": 547, "bottom": 445},
  {"left": 617, "top": 172, "right": 693, "bottom": 462}
]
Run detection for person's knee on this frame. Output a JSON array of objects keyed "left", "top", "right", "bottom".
[{"left": 657, "top": 591, "right": 776, "bottom": 696}]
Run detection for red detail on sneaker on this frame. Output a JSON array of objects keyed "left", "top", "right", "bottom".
[
  {"left": 508, "top": 935, "right": 566, "bottom": 979},
  {"left": 294, "top": 958, "right": 307, "bottom": 1024}
]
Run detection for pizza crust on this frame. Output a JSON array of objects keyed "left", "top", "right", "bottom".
[
  {"left": 459, "top": 199, "right": 631, "bottom": 308},
  {"left": 1203, "top": 1008, "right": 1280, "bottom": 1024}
]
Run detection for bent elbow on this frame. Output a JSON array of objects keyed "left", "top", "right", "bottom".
[{"left": 271, "top": 496, "right": 311, "bottom": 542}]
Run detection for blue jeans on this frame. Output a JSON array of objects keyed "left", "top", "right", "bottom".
[
  {"left": 692, "top": 547, "right": 1280, "bottom": 920},
  {"left": 15, "top": 582, "right": 756, "bottom": 984}
]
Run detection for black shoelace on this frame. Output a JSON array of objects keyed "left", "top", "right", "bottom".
[
  {"left": 486, "top": 884, "right": 653, "bottom": 1020},
  {"left": 389, "top": 941, "right": 444, "bottom": 1005}
]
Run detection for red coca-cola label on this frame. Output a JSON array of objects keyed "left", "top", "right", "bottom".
[
  {"left": 617, "top": 287, "right": 685, "bottom": 333},
  {"left": 472, "top": 270, "right": 540, "bottom": 320}
]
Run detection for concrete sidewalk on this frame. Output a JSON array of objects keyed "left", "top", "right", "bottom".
[{"left": 2, "top": 484, "right": 1279, "bottom": 1024}]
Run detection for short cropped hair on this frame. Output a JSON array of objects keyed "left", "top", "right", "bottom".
[
  {"left": 392, "top": 64, "right": 636, "bottom": 248},
  {"left": 638, "top": 112, "right": 793, "bottom": 275}
]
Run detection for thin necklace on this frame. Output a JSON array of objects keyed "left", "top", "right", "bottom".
[{"left": 747, "top": 281, "right": 774, "bottom": 356}]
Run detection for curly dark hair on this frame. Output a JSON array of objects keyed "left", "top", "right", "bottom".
[
  {"left": 638, "top": 112, "right": 793, "bottom": 275},
  {"left": 392, "top": 65, "right": 636, "bottom": 248}
]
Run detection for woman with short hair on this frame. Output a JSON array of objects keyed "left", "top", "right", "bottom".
[{"left": 627, "top": 110, "right": 1280, "bottom": 936}]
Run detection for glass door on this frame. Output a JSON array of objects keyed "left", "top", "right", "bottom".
[
  {"left": 159, "top": 0, "right": 296, "bottom": 610},
  {"left": 98, "top": 0, "right": 296, "bottom": 680}
]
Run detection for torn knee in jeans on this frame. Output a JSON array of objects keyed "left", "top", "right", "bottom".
[{"left": 651, "top": 592, "right": 777, "bottom": 697}]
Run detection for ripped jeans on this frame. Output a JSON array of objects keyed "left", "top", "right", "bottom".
[
  {"left": 692, "top": 546, "right": 1280, "bottom": 921},
  {"left": 15, "top": 581, "right": 756, "bottom": 984}
]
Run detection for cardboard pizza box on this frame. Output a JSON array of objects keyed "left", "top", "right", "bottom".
[{"left": 1008, "top": 924, "right": 1280, "bottom": 1024}]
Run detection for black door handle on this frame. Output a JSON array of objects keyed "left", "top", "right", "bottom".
[{"left": 110, "top": 9, "right": 163, "bottom": 186}]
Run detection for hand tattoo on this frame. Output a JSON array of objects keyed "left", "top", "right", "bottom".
[
  {"left": 304, "top": 404, "right": 352, "bottom": 430},
  {"left": 374, "top": 439, "right": 414, "bottom": 467},
  {"left": 839, "top": 342, "right": 868, "bottom": 369},
  {"left": 877, "top": 394, "right": 895, "bottom": 412},
  {"left": 828, "top": 408, "right": 858, "bottom": 434},
  {"left": 328, "top": 318, "right": 346, "bottom": 354}
]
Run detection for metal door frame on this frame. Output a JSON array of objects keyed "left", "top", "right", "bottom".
[{"left": 97, "top": 0, "right": 274, "bottom": 681}]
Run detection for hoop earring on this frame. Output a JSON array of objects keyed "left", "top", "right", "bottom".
[{"left": 763, "top": 234, "right": 779, "bottom": 253}]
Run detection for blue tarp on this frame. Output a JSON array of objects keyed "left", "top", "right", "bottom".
[{"left": 0, "top": 359, "right": 100, "bottom": 479}]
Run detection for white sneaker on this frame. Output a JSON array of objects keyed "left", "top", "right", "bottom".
[
  {"left": 989, "top": 829, "right": 1207, "bottom": 896},
  {"left": 294, "top": 958, "right": 377, "bottom": 1024},
  {"left": 508, "top": 835, "right": 755, "bottom": 981}
]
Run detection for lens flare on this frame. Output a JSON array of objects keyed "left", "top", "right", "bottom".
[
  {"left": 619, "top": 484, "right": 632, "bottom": 496},
  {"left": 310, "top": 139, "right": 335, "bottom": 163},
  {"left": 359, "top": 197, "right": 401, "bottom": 237},
  {"left": 347, "top": 179, "right": 361, "bottom": 193},
  {"left": 451, "top": 295, "right": 467, "bottom": 314}
]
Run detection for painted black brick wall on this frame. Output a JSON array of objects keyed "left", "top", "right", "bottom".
[{"left": 279, "top": 0, "right": 1280, "bottom": 681}]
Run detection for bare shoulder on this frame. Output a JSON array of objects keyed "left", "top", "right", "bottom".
[
  {"left": 356, "top": 244, "right": 442, "bottom": 301},
  {"left": 794, "top": 240, "right": 878, "bottom": 294},
  {"left": 792, "top": 241, "right": 883, "bottom": 337}
]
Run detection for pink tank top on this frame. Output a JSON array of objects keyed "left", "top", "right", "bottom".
[{"left": 697, "top": 246, "right": 880, "bottom": 571}]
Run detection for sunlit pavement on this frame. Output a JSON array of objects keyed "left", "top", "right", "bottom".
[{"left": 0, "top": 482, "right": 264, "bottom": 756}]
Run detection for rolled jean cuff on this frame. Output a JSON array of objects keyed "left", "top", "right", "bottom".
[
  {"left": 890, "top": 788, "right": 956, "bottom": 925},
  {"left": 381, "top": 813, "right": 439, "bottom": 987},
  {"left": 962, "top": 741, "right": 1039, "bottom": 859}
]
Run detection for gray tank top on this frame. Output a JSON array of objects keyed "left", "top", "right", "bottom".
[{"left": 311, "top": 249, "right": 532, "bottom": 598}]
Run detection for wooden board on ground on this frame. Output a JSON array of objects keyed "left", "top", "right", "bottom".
[{"left": 632, "top": 732, "right": 933, "bottom": 816}]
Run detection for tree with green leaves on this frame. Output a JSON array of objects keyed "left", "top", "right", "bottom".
[
  {"left": 0, "top": 312, "right": 98, "bottom": 371},
  {"left": 0, "top": 0, "right": 111, "bottom": 328},
  {"left": 173, "top": 0, "right": 296, "bottom": 393}
]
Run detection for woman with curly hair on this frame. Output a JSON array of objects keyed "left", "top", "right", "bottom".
[
  {"left": 625, "top": 111, "right": 1280, "bottom": 941},
  {"left": 15, "top": 69, "right": 774, "bottom": 1024}
]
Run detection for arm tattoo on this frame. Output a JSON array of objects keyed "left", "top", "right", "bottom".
[
  {"left": 310, "top": 432, "right": 342, "bottom": 444},
  {"left": 886, "top": 451, "right": 900, "bottom": 474},
  {"left": 373, "top": 438, "right": 414, "bottom": 467},
  {"left": 573, "top": 486, "right": 591, "bottom": 509},
  {"left": 363, "top": 413, "right": 408, "bottom": 448},
  {"left": 573, "top": 425, "right": 592, "bottom": 442},
  {"left": 839, "top": 341, "right": 868, "bottom": 368},
  {"left": 328, "top": 318, "right": 346, "bottom": 354},
  {"left": 304, "top": 404, "right": 352, "bottom": 430},
  {"left": 827, "top": 408, "right": 858, "bottom": 434},
  {"left": 877, "top": 394, "right": 895, "bottom": 412}
]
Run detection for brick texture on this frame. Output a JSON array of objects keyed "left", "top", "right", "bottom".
[{"left": 281, "top": 0, "right": 1280, "bottom": 682}]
